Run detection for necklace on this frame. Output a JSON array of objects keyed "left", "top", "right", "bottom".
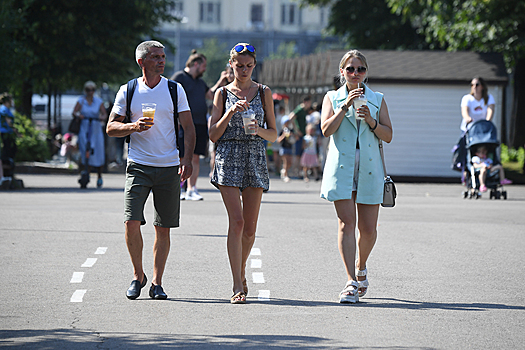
[{"left": 232, "top": 83, "right": 253, "bottom": 100}]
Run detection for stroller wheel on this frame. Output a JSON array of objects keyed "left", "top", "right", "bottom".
[
  {"left": 502, "top": 191, "right": 507, "bottom": 200},
  {"left": 489, "top": 190, "right": 494, "bottom": 199},
  {"left": 495, "top": 191, "right": 501, "bottom": 200}
]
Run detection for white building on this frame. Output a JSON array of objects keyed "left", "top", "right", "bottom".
[{"left": 159, "top": 0, "right": 335, "bottom": 74}]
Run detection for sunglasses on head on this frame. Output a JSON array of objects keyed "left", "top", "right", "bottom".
[
  {"left": 345, "top": 66, "right": 367, "bottom": 74},
  {"left": 234, "top": 44, "right": 255, "bottom": 53}
]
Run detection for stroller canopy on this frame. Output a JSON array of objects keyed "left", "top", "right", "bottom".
[{"left": 466, "top": 120, "right": 499, "bottom": 148}]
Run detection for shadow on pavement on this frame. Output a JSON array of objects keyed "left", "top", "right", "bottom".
[{"left": 1, "top": 329, "right": 428, "bottom": 349}]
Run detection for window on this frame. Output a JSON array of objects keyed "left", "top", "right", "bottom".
[
  {"left": 281, "top": 3, "right": 297, "bottom": 25},
  {"left": 200, "top": 2, "right": 221, "bottom": 24},
  {"left": 170, "top": 1, "right": 184, "bottom": 19},
  {"left": 251, "top": 4, "right": 263, "bottom": 24}
]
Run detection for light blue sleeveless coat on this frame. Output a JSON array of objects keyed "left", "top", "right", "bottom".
[{"left": 320, "top": 84, "right": 384, "bottom": 204}]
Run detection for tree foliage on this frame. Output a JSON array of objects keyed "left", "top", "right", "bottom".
[
  {"left": 197, "top": 38, "right": 230, "bottom": 87},
  {"left": 387, "top": 0, "right": 525, "bottom": 70},
  {"left": 1, "top": 0, "right": 179, "bottom": 117},
  {"left": 300, "top": 0, "right": 428, "bottom": 50}
]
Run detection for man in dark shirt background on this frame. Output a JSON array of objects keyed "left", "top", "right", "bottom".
[{"left": 172, "top": 50, "right": 227, "bottom": 200}]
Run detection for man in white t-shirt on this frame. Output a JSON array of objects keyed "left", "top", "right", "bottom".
[{"left": 107, "top": 40, "right": 195, "bottom": 300}]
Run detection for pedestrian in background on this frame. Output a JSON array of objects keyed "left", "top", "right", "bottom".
[
  {"left": 72, "top": 81, "right": 107, "bottom": 188},
  {"left": 460, "top": 76, "right": 495, "bottom": 132},
  {"left": 289, "top": 95, "right": 312, "bottom": 177},
  {"left": 320, "top": 50, "right": 393, "bottom": 303},
  {"left": 107, "top": 40, "right": 196, "bottom": 300},
  {"left": 209, "top": 43, "right": 277, "bottom": 304},
  {"left": 0, "top": 93, "right": 16, "bottom": 186},
  {"left": 172, "top": 50, "right": 228, "bottom": 201}
]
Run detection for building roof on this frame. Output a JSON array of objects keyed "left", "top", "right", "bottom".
[{"left": 260, "top": 50, "right": 508, "bottom": 89}]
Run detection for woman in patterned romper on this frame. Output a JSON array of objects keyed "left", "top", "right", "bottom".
[{"left": 209, "top": 43, "right": 277, "bottom": 304}]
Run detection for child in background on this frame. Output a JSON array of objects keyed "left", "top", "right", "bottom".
[
  {"left": 300, "top": 123, "right": 320, "bottom": 182},
  {"left": 60, "top": 133, "right": 76, "bottom": 168},
  {"left": 278, "top": 115, "right": 298, "bottom": 182},
  {"left": 472, "top": 145, "right": 512, "bottom": 192}
]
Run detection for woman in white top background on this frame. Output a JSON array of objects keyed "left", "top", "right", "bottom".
[{"left": 460, "top": 76, "right": 495, "bottom": 132}]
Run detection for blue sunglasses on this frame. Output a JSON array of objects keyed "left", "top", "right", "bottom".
[{"left": 234, "top": 44, "right": 255, "bottom": 53}]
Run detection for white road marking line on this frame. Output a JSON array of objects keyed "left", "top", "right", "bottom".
[
  {"left": 250, "top": 248, "right": 261, "bottom": 256},
  {"left": 252, "top": 272, "right": 265, "bottom": 283},
  {"left": 94, "top": 247, "right": 107, "bottom": 255},
  {"left": 70, "top": 290, "right": 87, "bottom": 303},
  {"left": 250, "top": 259, "right": 262, "bottom": 268},
  {"left": 258, "top": 290, "right": 270, "bottom": 301},
  {"left": 70, "top": 272, "right": 84, "bottom": 283},
  {"left": 81, "top": 258, "right": 97, "bottom": 267}
]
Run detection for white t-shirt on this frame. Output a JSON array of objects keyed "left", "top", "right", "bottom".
[
  {"left": 460, "top": 94, "right": 495, "bottom": 131},
  {"left": 112, "top": 76, "right": 190, "bottom": 167}
]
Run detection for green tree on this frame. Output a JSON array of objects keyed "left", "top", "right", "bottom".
[
  {"left": 387, "top": 0, "right": 525, "bottom": 69},
  {"left": 300, "top": 0, "right": 428, "bottom": 49},
  {"left": 1, "top": 0, "right": 180, "bottom": 119},
  {"left": 267, "top": 41, "right": 300, "bottom": 60},
  {"left": 198, "top": 38, "right": 230, "bottom": 87}
]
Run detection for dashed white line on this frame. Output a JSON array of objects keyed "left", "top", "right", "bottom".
[
  {"left": 252, "top": 272, "right": 265, "bottom": 283},
  {"left": 81, "top": 258, "right": 97, "bottom": 267},
  {"left": 70, "top": 272, "right": 84, "bottom": 283},
  {"left": 94, "top": 247, "right": 107, "bottom": 255},
  {"left": 250, "top": 248, "right": 261, "bottom": 256},
  {"left": 258, "top": 290, "right": 270, "bottom": 301},
  {"left": 70, "top": 290, "right": 87, "bottom": 303},
  {"left": 250, "top": 259, "right": 262, "bottom": 268}
]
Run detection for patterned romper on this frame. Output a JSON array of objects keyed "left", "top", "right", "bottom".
[{"left": 211, "top": 86, "right": 270, "bottom": 192}]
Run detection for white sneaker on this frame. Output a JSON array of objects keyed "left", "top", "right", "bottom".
[{"left": 185, "top": 187, "right": 203, "bottom": 201}]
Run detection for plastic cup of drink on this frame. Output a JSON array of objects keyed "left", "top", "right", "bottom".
[
  {"left": 142, "top": 103, "right": 156, "bottom": 128},
  {"left": 242, "top": 110, "right": 256, "bottom": 135},
  {"left": 353, "top": 95, "right": 367, "bottom": 120}
]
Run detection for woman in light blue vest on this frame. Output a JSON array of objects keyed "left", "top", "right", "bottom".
[{"left": 320, "top": 50, "right": 393, "bottom": 303}]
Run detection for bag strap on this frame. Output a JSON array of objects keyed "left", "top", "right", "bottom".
[
  {"left": 221, "top": 86, "right": 227, "bottom": 112},
  {"left": 379, "top": 140, "right": 388, "bottom": 178},
  {"left": 258, "top": 83, "right": 266, "bottom": 123},
  {"left": 167, "top": 80, "right": 180, "bottom": 151},
  {"left": 124, "top": 78, "right": 180, "bottom": 150},
  {"left": 125, "top": 78, "right": 137, "bottom": 143}
]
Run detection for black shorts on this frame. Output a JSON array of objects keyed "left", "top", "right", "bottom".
[{"left": 178, "top": 124, "right": 208, "bottom": 157}]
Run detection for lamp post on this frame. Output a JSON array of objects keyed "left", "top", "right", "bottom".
[{"left": 174, "top": 16, "right": 188, "bottom": 74}]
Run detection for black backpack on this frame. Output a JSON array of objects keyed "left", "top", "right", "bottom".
[{"left": 124, "top": 78, "right": 180, "bottom": 150}]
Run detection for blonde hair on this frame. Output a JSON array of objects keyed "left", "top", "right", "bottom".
[
  {"left": 230, "top": 43, "right": 257, "bottom": 64},
  {"left": 83, "top": 81, "right": 96, "bottom": 91},
  {"left": 339, "top": 50, "right": 368, "bottom": 86}
]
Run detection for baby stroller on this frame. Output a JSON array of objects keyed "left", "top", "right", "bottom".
[{"left": 463, "top": 120, "right": 507, "bottom": 200}]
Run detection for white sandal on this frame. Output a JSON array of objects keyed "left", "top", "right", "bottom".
[
  {"left": 356, "top": 267, "right": 369, "bottom": 298},
  {"left": 339, "top": 280, "right": 359, "bottom": 303}
]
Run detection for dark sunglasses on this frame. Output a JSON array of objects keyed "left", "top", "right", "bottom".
[
  {"left": 234, "top": 44, "right": 255, "bottom": 53},
  {"left": 85, "top": 88, "right": 95, "bottom": 92},
  {"left": 471, "top": 83, "right": 480, "bottom": 87},
  {"left": 345, "top": 66, "right": 367, "bottom": 74}
]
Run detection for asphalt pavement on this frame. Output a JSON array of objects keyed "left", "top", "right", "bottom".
[{"left": 1, "top": 169, "right": 524, "bottom": 349}]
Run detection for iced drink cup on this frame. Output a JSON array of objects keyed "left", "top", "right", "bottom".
[
  {"left": 353, "top": 95, "right": 367, "bottom": 120},
  {"left": 142, "top": 103, "right": 156, "bottom": 128},
  {"left": 242, "top": 109, "right": 256, "bottom": 135}
]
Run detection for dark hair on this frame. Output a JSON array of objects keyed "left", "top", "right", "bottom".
[
  {"left": 472, "top": 76, "right": 489, "bottom": 105},
  {"left": 185, "top": 49, "right": 206, "bottom": 68},
  {"left": 0, "top": 92, "right": 12, "bottom": 104}
]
